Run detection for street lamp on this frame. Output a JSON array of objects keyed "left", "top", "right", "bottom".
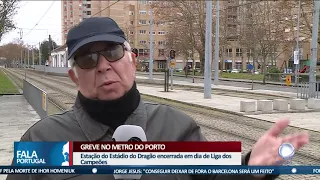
[{"left": 294, "top": 0, "right": 301, "bottom": 86}]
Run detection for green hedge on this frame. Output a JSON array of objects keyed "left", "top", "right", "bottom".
[{"left": 265, "top": 73, "right": 320, "bottom": 83}]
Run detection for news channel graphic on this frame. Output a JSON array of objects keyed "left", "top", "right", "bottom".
[
  {"left": 278, "top": 142, "right": 295, "bottom": 165},
  {"left": 1, "top": 166, "right": 320, "bottom": 175},
  {"left": 13, "top": 141, "right": 242, "bottom": 166},
  {"left": 14, "top": 142, "right": 71, "bottom": 166},
  {"left": 71, "top": 141, "right": 241, "bottom": 165}
]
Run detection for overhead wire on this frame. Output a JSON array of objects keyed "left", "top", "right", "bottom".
[
  {"left": 50, "top": 0, "right": 121, "bottom": 39},
  {"left": 23, "top": 1, "right": 55, "bottom": 39}
]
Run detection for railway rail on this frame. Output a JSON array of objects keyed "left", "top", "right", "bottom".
[
  {"left": 22, "top": 69, "right": 288, "bottom": 100},
  {"left": 4, "top": 68, "right": 320, "bottom": 180}
]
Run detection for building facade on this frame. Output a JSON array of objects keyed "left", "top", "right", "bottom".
[
  {"left": 60, "top": 0, "right": 317, "bottom": 73},
  {"left": 61, "top": 0, "right": 131, "bottom": 44},
  {"left": 50, "top": 44, "right": 69, "bottom": 68}
]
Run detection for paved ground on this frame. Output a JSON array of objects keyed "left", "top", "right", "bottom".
[
  {"left": 0, "top": 96, "right": 39, "bottom": 164},
  {"left": 0, "top": 95, "right": 40, "bottom": 179},
  {"left": 136, "top": 75, "right": 297, "bottom": 98},
  {"left": 136, "top": 72, "right": 298, "bottom": 93},
  {"left": 0, "top": 69, "right": 319, "bottom": 180},
  {"left": 137, "top": 84, "right": 320, "bottom": 132}
]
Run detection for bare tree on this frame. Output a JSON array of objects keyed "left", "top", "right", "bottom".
[
  {"left": 0, "top": 0, "right": 19, "bottom": 42},
  {"left": 122, "top": 22, "right": 134, "bottom": 44},
  {"left": 278, "top": 0, "right": 314, "bottom": 44},
  {"left": 239, "top": 1, "right": 288, "bottom": 84},
  {"left": 152, "top": 0, "right": 208, "bottom": 72}
]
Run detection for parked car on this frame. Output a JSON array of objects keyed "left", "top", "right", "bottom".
[{"left": 231, "top": 69, "right": 240, "bottom": 73}]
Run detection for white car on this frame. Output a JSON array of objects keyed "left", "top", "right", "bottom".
[{"left": 231, "top": 69, "right": 240, "bottom": 73}]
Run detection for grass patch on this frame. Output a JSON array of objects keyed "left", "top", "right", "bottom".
[
  {"left": 0, "top": 69, "right": 19, "bottom": 94},
  {"left": 174, "top": 71, "right": 264, "bottom": 81},
  {"left": 220, "top": 73, "right": 264, "bottom": 81}
]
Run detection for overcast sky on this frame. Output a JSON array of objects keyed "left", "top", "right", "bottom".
[{"left": 0, "top": 1, "right": 61, "bottom": 47}]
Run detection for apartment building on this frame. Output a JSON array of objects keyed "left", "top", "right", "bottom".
[
  {"left": 123, "top": 1, "right": 171, "bottom": 71},
  {"left": 59, "top": 0, "right": 316, "bottom": 72},
  {"left": 61, "top": 0, "right": 130, "bottom": 44},
  {"left": 221, "top": 0, "right": 317, "bottom": 72},
  {"left": 60, "top": 0, "right": 169, "bottom": 70}
]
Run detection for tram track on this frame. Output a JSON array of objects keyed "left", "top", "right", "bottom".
[
  {"left": 22, "top": 69, "right": 288, "bottom": 100},
  {"left": 5, "top": 68, "right": 320, "bottom": 180}
]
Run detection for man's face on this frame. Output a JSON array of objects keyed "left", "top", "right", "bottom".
[{"left": 68, "top": 42, "right": 136, "bottom": 100}]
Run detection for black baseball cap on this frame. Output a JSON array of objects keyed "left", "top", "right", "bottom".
[{"left": 66, "top": 17, "right": 127, "bottom": 60}]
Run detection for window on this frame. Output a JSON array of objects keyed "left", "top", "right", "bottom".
[
  {"left": 138, "top": 49, "right": 144, "bottom": 56},
  {"left": 130, "top": 31, "right": 134, "bottom": 35},
  {"left": 158, "top": 61, "right": 166, "bottom": 69},
  {"left": 139, "top": 30, "right": 146, "bottom": 34},
  {"left": 87, "top": 11, "right": 91, "bottom": 15},
  {"left": 158, "top": 41, "right": 165, "bottom": 45},
  {"left": 139, "top": 10, "right": 147, "bottom": 15},
  {"left": 139, "top": 20, "right": 147, "bottom": 25},
  {"left": 236, "top": 48, "right": 242, "bottom": 57},
  {"left": 139, "top": 40, "right": 147, "bottom": 44},
  {"left": 158, "top": 31, "right": 165, "bottom": 35},
  {"left": 130, "top": 21, "right": 134, "bottom": 25},
  {"left": 129, "top": 11, "right": 134, "bottom": 15},
  {"left": 158, "top": 49, "right": 164, "bottom": 56},
  {"left": 140, "top": 0, "right": 147, "bottom": 5},
  {"left": 148, "top": 41, "right": 155, "bottom": 45},
  {"left": 149, "top": 31, "right": 156, "bottom": 35},
  {"left": 225, "top": 48, "right": 232, "bottom": 57},
  {"left": 227, "top": 24, "right": 237, "bottom": 29},
  {"left": 70, "top": 11, "right": 73, "bottom": 16},
  {"left": 246, "top": 49, "right": 252, "bottom": 57},
  {"left": 86, "top": 4, "right": 91, "bottom": 8}
]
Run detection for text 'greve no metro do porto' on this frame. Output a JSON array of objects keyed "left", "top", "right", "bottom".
[
  {"left": 72, "top": 141, "right": 241, "bottom": 166},
  {"left": 13, "top": 141, "right": 242, "bottom": 166}
]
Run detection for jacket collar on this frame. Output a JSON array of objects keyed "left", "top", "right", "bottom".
[{"left": 73, "top": 95, "right": 148, "bottom": 141}]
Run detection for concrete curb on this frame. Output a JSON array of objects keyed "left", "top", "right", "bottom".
[{"left": 141, "top": 93, "right": 319, "bottom": 132}]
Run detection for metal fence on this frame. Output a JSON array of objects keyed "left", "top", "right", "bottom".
[
  {"left": 33, "top": 65, "right": 70, "bottom": 75},
  {"left": 297, "top": 81, "right": 320, "bottom": 99},
  {"left": 23, "top": 79, "right": 48, "bottom": 118}
]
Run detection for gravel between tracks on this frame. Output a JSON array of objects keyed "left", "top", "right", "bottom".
[{"left": 5, "top": 69, "right": 320, "bottom": 180}]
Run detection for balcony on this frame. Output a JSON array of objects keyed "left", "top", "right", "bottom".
[{"left": 82, "top": 0, "right": 91, "bottom": 5}]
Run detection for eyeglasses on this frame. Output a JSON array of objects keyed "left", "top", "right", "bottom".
[{"left": 73, "top": 44, "right": 127, "bottom": 69}]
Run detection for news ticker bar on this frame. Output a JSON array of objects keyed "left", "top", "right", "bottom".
[{"left": 1, "top": 166, "right": 320, "bottom": 175}]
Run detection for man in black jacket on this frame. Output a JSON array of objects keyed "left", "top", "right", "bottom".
[{"left": 6, "top": 17, "right": 309, "bottom": 180}]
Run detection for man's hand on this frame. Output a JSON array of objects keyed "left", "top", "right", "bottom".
[{"left": 248, "top": 119, "right": 309, "bottom": 178}]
